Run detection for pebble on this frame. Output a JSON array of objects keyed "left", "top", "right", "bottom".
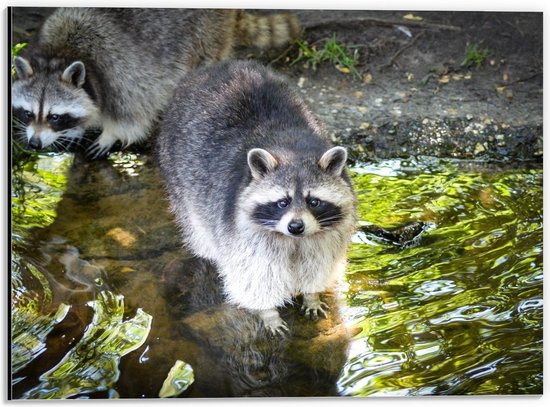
[
  {"left": 474, "top": 143, "right": 486, "bottom": 155},
  {"left": 359, "top": 122, "right": 371, "bottom": 130}
]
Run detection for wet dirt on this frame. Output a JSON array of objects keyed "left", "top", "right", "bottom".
[{"left": 10, "top": 8, "right": 543, "bottom": 162}]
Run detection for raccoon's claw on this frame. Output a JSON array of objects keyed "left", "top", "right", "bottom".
[
  {"left": 267, "top": 320, "right": 290, "bottom": 338},
  {"left": 86, "top": 133, "right": 117, "bottom": 159},
  {"left": 301, "top": 293, "right": 329, "bottom": 321},
  {"left": 86, "top": 141, "right": 111, "bottom": 159},
  {"left": 301, "top": 302, "right": 329, "bottom": 321},
  {"left": 258, "top": 309, "right": 289, "bottom": 337}
]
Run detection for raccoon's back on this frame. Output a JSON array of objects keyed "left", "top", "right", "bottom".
[
  {"left": 38, "top": 8, "right": 300, "bottom": 66},
  {"left": 157, "top": 60, "right": 328, "bottom": 225},
  {"left": 38, "top": 9, "right": 213, "bottom": 65},
  {"left": 159, "top": 60, "right": 325, "bottom": 159},
  {"left": 157, "top": 63, "right": 255, "bottom": 225}
]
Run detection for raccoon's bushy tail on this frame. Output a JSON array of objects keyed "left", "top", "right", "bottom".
[{"left": 235, "top": 11, "right": 302, "bottom": 50}]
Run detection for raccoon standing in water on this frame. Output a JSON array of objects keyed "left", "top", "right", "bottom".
[
  {"left": 11, "top": 8, "right": 300, "bottom": 157},
  {"left": 157, "top": 60, "right": 357, "bottom": 335}
]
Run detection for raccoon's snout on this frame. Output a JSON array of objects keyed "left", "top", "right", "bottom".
[
  {"left": 28, "top": 136, "right": 42, "bottom": 150},
  {"left": 288, "top": 219, "right": 305, "bottom": 235}
]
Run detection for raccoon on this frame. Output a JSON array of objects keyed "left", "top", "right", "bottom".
[
  {"left": 11, "top": 8, "right": 300, "bottom": 157},
  {"left": 157, "top": 60, "right": 357, "bottom": 335}
]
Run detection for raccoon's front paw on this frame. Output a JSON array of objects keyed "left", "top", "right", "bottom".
[
  {"left": 86, "top": 135, "right": 115, "bottom": 159},
  {"left": 301, "top": 293, "right": 329, "bottom": 321},
  {"left": 258, "top": 309, "right": 289, "bottom": 337}
]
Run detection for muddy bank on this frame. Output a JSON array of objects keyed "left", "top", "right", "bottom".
[
  {"left": 10, "top": 8, "right": 543, "bottom": 161},
  {"left": 275, "top": 10, "right": 543, "bottom": 162}
]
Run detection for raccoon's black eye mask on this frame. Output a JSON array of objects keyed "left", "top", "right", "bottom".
[
  {"left": 276, "top": 196, "right": 323, "bottom": 210},
  {"left": 308, "top": 200, "right": 343, "bottom": 227},
  {"left": 13, "top": 107, "right": 34, "bottom": 125},
  {"left": 47, "top": 113, "right": 82, "bottom": 132},
  {"left": 252, "top": 195, "right": 343, "bottom": 228},
  {"left": 252, "top": 200, "right": 289, "bottom": 226}
]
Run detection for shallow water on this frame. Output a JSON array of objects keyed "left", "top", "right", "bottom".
[{"left": 10, "top": 152, "right": 542, "bottom": 398}]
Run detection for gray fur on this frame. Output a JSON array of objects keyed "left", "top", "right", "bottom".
[
  {"left": 157, "top": 60, "right": 357, "bottom": 334},
  {"left": 11, "top": 8, "right": 300, "bottom": 156}
]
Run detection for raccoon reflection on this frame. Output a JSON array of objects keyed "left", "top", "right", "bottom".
[
  {"left": 11, "top": 8, "right": 300, "bottom": 157},
  {"left": 157, "top": 60, "right": 357, "bottom": 335}
]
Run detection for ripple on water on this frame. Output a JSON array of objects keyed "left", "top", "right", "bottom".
[{"left": 341, "top": 158, "right": 542, "bottom": 396}]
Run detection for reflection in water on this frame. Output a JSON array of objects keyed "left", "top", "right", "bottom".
[
  {"left": 10, "top": 152, "right": 543, "bottom": 397},
  {"left": 160, "top": 256, "right": 352, "bottom": 397},
  {"left": 22, "top": 291, "right": 152, "bottom": 399}
]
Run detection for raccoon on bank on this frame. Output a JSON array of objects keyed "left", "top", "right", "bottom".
[
  {"left": 11, "top": 8, "right": 300, "bottom": 157},
  {"left": 157, "top": 60, "right": 357, "bottom": 335}
]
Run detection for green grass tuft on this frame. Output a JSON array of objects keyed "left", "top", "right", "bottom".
[
  {"left": 290, "top": 34, "right": 360, "bottom": 78},
  {"left": 461, "top": 42, "right": 489, "bottom": 69}
]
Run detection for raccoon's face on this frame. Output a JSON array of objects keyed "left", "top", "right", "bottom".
[
  {"left": 11, "top": 57, "right": 98, "bottom": 150},
  {"left": 239, "top": 146, "right": 355, "bottom": 238}
]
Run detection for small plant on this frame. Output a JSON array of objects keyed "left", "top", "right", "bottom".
[
  {"left": 291, "top": 35, "right": 360, "bottom": 78},
  {"left": 461, "top": 42, "right": 489, "bottom": 69},
  {"left": 11, "top": 42, "right": 28, "bottom": 77}
]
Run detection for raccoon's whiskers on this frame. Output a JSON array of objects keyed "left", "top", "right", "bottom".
[
  {"left": 318, "top": 216, "right": 343, "bottom": 227},
  {"left": 11, "top": 118, "right": 27, "bottom": 144},
  {"left": 255, "top": 219, "right": 279, "bottom": 227},
  {"left": 12, "top": 127, "right": 27, "bottom": 146},
  {"left": 57, "top": 132, "right": 79, "bottom": 152},
  {"left": 12, "top": 135, "right": 28, "bottom": 150},
  {"left": 50, "top": 138, "right": 68, "bottom": 153},
  {"left": 61, "top": 137, "right": 76, "bottom": 151},
  {"left": 76, "top": 134, "right": 97, "bottom": 149},
  {"left": 12, "top": 127, "right": 25, "bottom": 139},
  {"left": 12, "top": 117, "right": 26, "bottom": 130}
]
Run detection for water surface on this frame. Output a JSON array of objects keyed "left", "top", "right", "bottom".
[{"left": 10, "top": 152, "right": 543, "bottom": 398}]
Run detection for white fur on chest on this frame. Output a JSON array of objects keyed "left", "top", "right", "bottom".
[{"left": 211, "top": 212, "right": 350, "bottom": 311}]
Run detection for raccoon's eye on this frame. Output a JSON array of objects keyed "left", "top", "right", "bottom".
[
  {"left": 24, "top": 110, "right": 34, "bottom": 119},
  {"left": 49, "top": 114, "right": 60, "bottom": 123},
  {"left": 277, "top": 199, "right": 290, "bottom": 209},
  {"left": 308, "top": 198, "right": 321, "bottom": 208}
]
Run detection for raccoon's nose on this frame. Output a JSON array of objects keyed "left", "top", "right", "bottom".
[
  {"left": 28, "top": 137, "right": 42, "bottom": 150},
  {"left": 288, "top": 219, "right": 305, "bottom": 235}
]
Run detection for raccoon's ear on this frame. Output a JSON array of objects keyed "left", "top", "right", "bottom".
[
  {"left": 319, "top": 146, "right": 348, "bottom": 176},
  {"left": 13, "top": 57, "right": 33, "bottom": 80},
  {"left": 61, "top": 61, "right": 86, "bottom": 87},
  {"left": 247, "top": 148, "right": 278, "bottom": 180}
]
